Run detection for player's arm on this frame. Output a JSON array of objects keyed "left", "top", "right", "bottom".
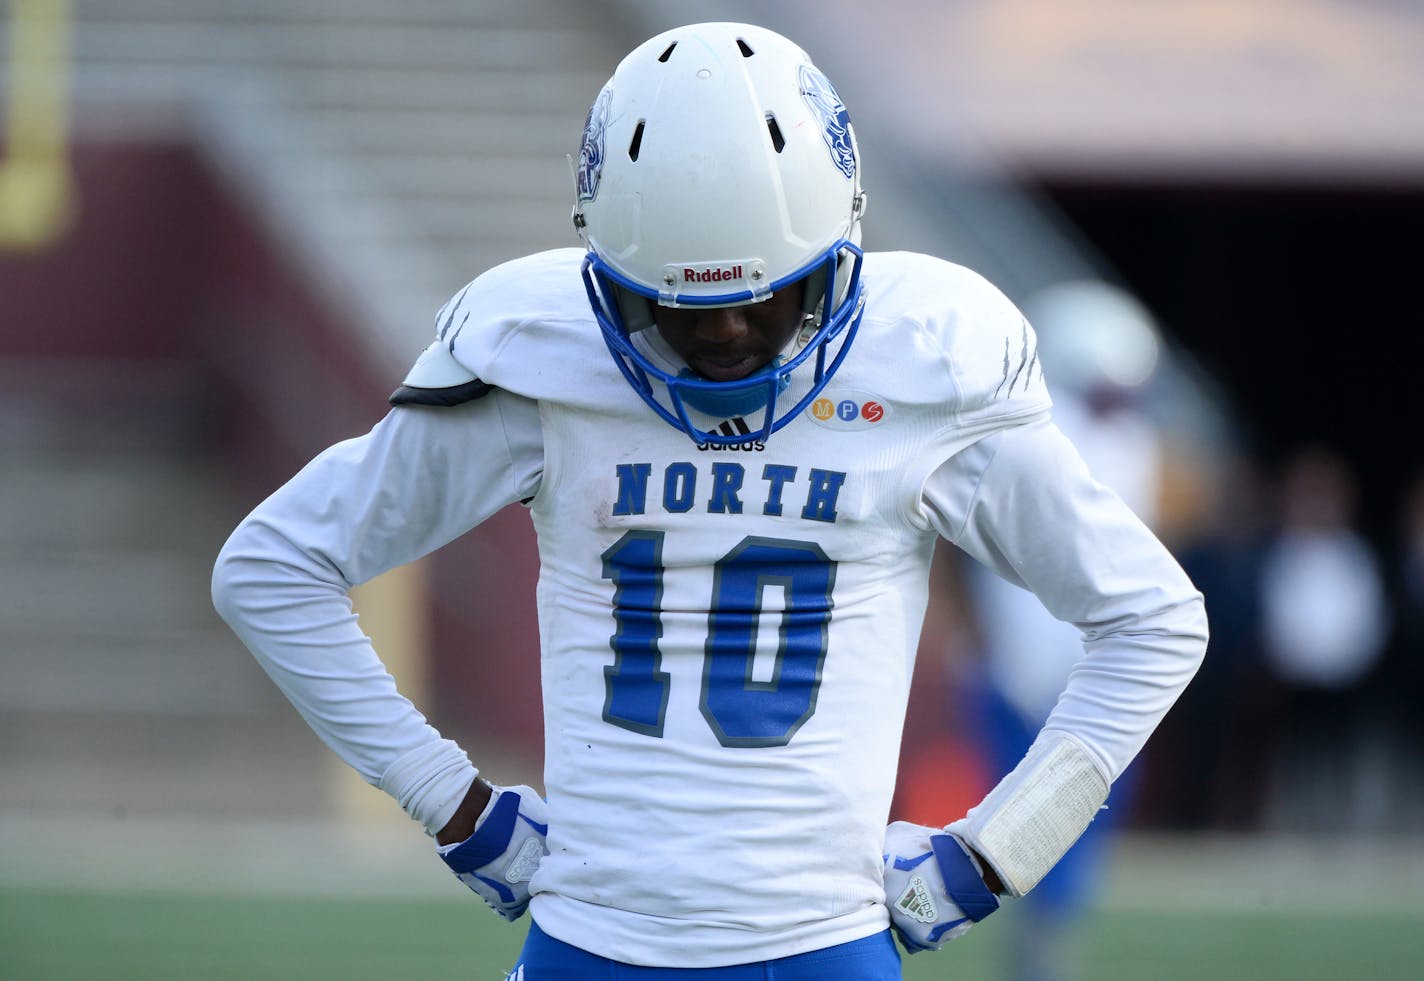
[
  {"left": 930, "top": 415, "right": 1207, "bottom": 849},
  {"left": 211, "top": 381, "right": 549, "bottom": 916},
  {"left": 212, "top": 389, "right": 540, "bottom": 822},
  {"left": 884, "top": 414, "right": 1207, "bottom": 951}
]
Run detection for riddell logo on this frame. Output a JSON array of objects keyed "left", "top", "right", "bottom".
[{"left": 684, "top": 265, "right": 743, "bottom": 283}]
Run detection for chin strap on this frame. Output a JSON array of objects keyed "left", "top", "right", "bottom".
[{"left": 674, "top": 357, "right": 790, "bottom": 418}]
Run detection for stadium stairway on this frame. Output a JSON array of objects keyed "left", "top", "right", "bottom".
[
  {"left": 1, "top": 1, "right": 641, "bottom": 828},
  {"left": 0, "top": 364, "right": 333, "bottom": 820},
  {"left": 64, "top": 0, "right": 636, "bottom": 363}
]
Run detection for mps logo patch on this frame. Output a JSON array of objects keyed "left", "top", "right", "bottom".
[
  {"left": 576, "top": 85, "right": 612, "bottom": 203},
  {"left": 807, "top": 390, "right": 889, "bottom": 431},
  {"left": 798, "top": 65, "right": 856, "bottom": 180}
]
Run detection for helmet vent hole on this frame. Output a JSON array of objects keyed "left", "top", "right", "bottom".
[
  {"left": 736, "top": 38, "right": 755, "bottom": 57},
  {"left": 765, "top": 114, "right": 785, "bottom": 153},
  {"left": 628, "top": 120, "right": 646, "bottom": 161},
  {"left": 658, "top": 42, "right": 677, "bottom": 62}
]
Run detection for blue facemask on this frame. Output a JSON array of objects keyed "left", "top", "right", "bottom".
[
  {"left": 583, "top": 243, "right": 866, "bottom": 446},
  {"left": 675, "top": 358, "right": 791, "bottom": 419}
]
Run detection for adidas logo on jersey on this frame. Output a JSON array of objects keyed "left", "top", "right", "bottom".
[
  {"left": 696, "top": 416, "right": 765, "bottom": 452},
  {"left": 895, "top": 874, "right": 938, "bottom": 924}
]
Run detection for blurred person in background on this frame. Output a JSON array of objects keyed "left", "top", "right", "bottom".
[
  {"left": 958, "top": 281, "right": 1167, "bottom": 981},
  {"left": 1159, "top": 450, "right": 1274, "bottom": 831},
  {"left": 1257, "top": 446, "right": 1389, "bottom": 832},
  {"left": 1384, "top": 471, "right": 1424, "bottom": 825},
  {"left": 211, "top": 22, "right": 1207, "bottom": 978}
]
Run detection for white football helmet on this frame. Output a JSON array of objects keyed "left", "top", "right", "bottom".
[
  {"left": 573, "top": 22, "right": 868, "bottom": 445},
  {"left": 1025, "top": 280, "right": 1163, "bottom": 395}
]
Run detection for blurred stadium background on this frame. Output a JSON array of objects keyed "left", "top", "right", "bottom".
[{"left": 2, "top": 1, "right": 1421, "bottom": 977}]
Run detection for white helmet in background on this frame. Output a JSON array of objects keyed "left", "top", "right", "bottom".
[
  {"left": 1025, "top": 280, "right": 1163, "bottom": 397},
  {"left": 573, "top": 22, "right": 868, "bottom": 444}
]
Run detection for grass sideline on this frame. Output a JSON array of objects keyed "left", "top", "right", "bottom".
[{"left": 3, "top": 886, "right": 1422, "bottom": 980}]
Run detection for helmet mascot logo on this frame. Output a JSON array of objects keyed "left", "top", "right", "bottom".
[
  {"left": 797, "top": 65, "right": 856, "bottom": 180},
  {"left": 577, "top": 86, "right": 612, "bottom": 203}
]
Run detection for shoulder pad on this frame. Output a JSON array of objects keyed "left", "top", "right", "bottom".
[{"left": 389, "top": 341, "right": 493, "bottom": 407}]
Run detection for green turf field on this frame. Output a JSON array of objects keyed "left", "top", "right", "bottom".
[{"left": 3, "top": 887, "right": 1421, "bottom": 980}]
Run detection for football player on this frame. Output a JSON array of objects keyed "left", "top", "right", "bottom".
[{"left": 213, "top": 22, "right": 1207, "bottom": 979}]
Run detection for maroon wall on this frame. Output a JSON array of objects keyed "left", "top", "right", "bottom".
[
  {"left": 0, "top": 143, "right": 209, "bottom": 362},
  {"left": 0, "top": 139, "right": 546, "bottom": 762}
]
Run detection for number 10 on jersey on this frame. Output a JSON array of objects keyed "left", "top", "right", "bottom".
[{"left": 600, "top": 531, "right": 837, "bottom": 748}]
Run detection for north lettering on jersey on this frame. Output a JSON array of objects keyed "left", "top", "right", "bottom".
[{"left": 611, "top": 460, "right": 845, "bottom": 522}]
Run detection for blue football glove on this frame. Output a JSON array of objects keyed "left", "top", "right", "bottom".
[
  {"left": 882, "top": 820, "right": 1001, "bottom": 953},
  {"left": 435, "top": 783, "right": 549, "bottom": 921}
]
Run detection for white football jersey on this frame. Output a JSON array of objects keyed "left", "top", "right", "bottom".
[
  {"left": 433, "top": 248, "right": 1048, "bottom": 962},
  {"left": 213, "top": 248, "right": 1205, "bottom": 967}
]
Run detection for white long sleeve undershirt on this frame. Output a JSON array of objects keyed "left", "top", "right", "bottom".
[
  {"left": 922, "top": 416, "right": 1207, "bottom": 785},
  {"left": 211, "top": 392, "right": 543, "bottom": 833}
]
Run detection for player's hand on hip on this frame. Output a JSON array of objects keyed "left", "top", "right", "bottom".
[
  {"left": 435, "top": 783, "right": 549, "bottom": 921},
  {"left": 882, "top": 820, "right": 1000, "bottom": 953}
]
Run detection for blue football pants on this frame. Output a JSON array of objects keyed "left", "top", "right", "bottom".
[{"left": 509, "top": 920, "right": 902, "bottom": 979}]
